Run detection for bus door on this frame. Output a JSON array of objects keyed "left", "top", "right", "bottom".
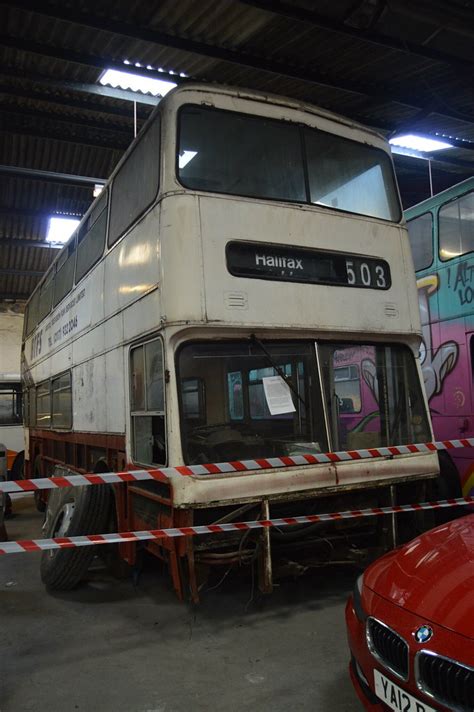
[{"left": 0, "top": 381, "right": 23, "bottom": 472}]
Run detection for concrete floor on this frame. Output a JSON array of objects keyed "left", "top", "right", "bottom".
[{"left": 1, "top": 496, "right": 363, "bottom": 712}]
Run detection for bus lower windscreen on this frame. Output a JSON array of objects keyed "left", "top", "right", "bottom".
[{"left": 177, "top": 341, "right": 430, "bottom": 464}]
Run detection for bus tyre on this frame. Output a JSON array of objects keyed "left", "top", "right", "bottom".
[
  {"left": 32, "top": 456, "right": 46, "bottom": 513},
  {"left": 9, "top": 451, "right": 24, "bottom": 481},
  {"left": 95, "top": 493, "right": 132, "bottom": 580},
  {"left": 434, "top": 451, "right": 463, "bottom": 523},
  {"left": 396, "top": 480, "right": 433, "bottom": 544},
  {"left": 40, "top": 484, "right": 112, "bottom": 591}
]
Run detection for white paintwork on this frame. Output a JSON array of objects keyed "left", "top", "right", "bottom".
[
  {"left": 22, "top": 84, "right": 436, "bottom": 504},
  {"left": 198, "top": 194, "right": 417, "bottom": 333},
  {"left": 0, "top": 425, "right": 23, "bottom": 456},
  {"left": 169, "top": 452, "right": 438, "bottom": 508}
]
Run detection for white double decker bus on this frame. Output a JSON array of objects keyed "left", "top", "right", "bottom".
[{"left": 22, "top": 83, "right": 437, "bottom": 599}]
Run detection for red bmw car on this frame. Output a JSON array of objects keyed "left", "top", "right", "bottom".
[{"left": 346, "top": 514, "right": 474, "bottom": 711}]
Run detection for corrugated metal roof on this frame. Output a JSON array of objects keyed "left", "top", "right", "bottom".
[{"left": 0, "top": 0, "right": 473, "bottom": 300}]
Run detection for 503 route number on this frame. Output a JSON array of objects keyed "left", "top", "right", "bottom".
[{"left": 345, "top": 258, "right": 389, "bottom": 289}]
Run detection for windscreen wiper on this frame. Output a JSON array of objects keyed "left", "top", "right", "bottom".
[{"left": 250, "top": 334, "right": 306, "bottom": 410}]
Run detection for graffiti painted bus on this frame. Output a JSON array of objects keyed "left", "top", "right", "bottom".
[
  {"left": 406, "top": 176, "right": 474, "bottom": 498},
  {"left": 22, "top": 83, "right": 436, "bottom": 600}
]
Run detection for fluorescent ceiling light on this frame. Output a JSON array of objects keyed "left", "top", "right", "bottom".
[
  {"left": 99, "top": 68, "right": 177, "bottom": 97},
  {"left": 440, "top": 248, "right": 463, "bottom": 259},
  {"left": 93, "top": 183, "right": 104, "bottom": 198},
  {"left": 389, "top": 134, "right": 452, "bottom": 153},
  {"left": 46, "top": 217, "right": 80, "bottom": 245},
  {"left": 178, "top": 150, "right": 198, "bottom": 169}
]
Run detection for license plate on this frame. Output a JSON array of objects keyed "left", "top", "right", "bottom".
[{"left": 374, "top": 670, "right": 436, "bottom": 712}]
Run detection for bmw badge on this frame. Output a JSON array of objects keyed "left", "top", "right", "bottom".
[{"left": 414, "top": 625, "right": 433, "bottom": 644}]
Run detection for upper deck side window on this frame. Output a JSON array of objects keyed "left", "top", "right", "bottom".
[
  {"left": 406, "top": 212, "right": 433, "bottom": 271},
  {"left": 75, "top": 189, "right": 108, "bottom": 283},
  {"left": 439, "top": 190, "right": 474, "bottom": 261},
  {"left": 177, "top": 105, "right": 401, "bottom": 222},
  {"left": 109, "top": 115, "right": 161, "bottom": 247},
  {"left": 37, "top": 269, "right": 54, "bottom": 324},
  {"left": 25, "top": 289, "right": 39, "bottom": 336},
  {"left": 54, "top": 235, "right": 77, "bottom": 307}
]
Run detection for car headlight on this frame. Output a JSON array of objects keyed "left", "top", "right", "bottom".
[{"left": 353, "top": 573, "right": 367, "bottom": 622}]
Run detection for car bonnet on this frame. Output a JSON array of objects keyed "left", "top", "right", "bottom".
[{"left": 363, "top": 515, "right": 474, "bottom": 638}]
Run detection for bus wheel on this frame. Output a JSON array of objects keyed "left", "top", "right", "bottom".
[
  {"left": 9, "top": 451, "right": 24, "bottom": 481},
  {"left": 32, "top": 456, "right": 46, "bottom": 513},
  {"left": 40, "top": 483, "right": 112, "bottom": 591},
  {"left": 433, "top": 451, "right": 463, "bottom": 523},
  {"left": 396, "top": 480, "right": 433, "bottom": 543}
]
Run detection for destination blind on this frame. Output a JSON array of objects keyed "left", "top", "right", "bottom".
[{"left": 226, "top": 241, "right": 391, "bottom": 290}]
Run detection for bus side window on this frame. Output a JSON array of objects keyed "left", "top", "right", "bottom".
[
  {"left": 334, "top": 365, "right": 361, "bottom": 414},
  {"left": 439, "top": 191, "right": 474, "bottom": 261},
  {"left": 406, "top": 212, "right": 433, "bottom": 271},
  {"left": 470, "top": 335, "right": 474, "bottom": 386},
  {"left": 51, "top": 372, "right": 72, "bottom": 429},
  {"left": 25, "top": 289, "right": 40, "bottom": 336},
  {"left": 227, "top": 371, "right": 244, "bottom": 420},
  {"left": 36, "top": 381, "right": 51, "bottom": 428},
  {"left": 26, "top": 385, "right": 36, "bottom": 426},
  {"left": 75, "top": 191, "right": 108, "bottom": 283},
  {"left": 182, "top": 378, "right": 205, "bottom": 423},
  {"left": 37, "top": 269, "right": 54, "bottom": 324},
  {"left": 108, "top": 117, "right": 161, "bottom": 247},
  {"left": 54, "top": 237, "right": 77, "bottom": 307},
  {"left": 130, "top": 339, "right": 166, "bottom": 465},
  {"left": 0, "top": 383, "right": 22, "bottom": 425}
]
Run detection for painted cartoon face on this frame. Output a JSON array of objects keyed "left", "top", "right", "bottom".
[
  {"left": 417, "top": 276, "right": 458, "bottom": 402},
  {"left": 358, "top": 277, "right": 458, "bottom": 407}
]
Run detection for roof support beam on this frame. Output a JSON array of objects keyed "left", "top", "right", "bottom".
[
  {"left": 240, "top": 0, "right": 474, "bottom": 74},
  {"left": 0, "top": 206, "right": 84, "bottom": 219},
  {"left": 0, "top": 165, "right": 106, "bottom": 186},
  {"left": 1, "top": 4, "right": 472, "bottom": 126},
  {"left": 1, "top": 104, "right": 137, "bottom": 136},
  {"left": 0, "top": 28, "right": 184, "bottom": 88},
  {"left": 0, "top": 80, "right": 154, "bottom": 117},
  {"left": 0, "top": 201, "right": 84, "bottom": 220},
  {"left": 0, "top": 293, "right": 30, "bottom": 301},
  {"left": 1, "top": 115, "right": 129, "bottom": 151},
  {"left": 0, "top": 268, "right": 44, "bottom": 278},
  {"left": 392, "top": 152, "right": 474, "bottom": 172},
  {"left": 1, "top": 74, "right": 472, "bottom": 160},
  {"left": 0, "top": 238, "right": 60, "bottom": 250},
  {"left": 0, "top": 67, "right": 160, "bottom": 106}
]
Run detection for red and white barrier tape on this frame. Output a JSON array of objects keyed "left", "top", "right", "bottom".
[
  {"left": 1, "top": 497, "right": 473, "bottom": 555},
  {"left": 3, "top": 437, "right": 474, "bottom": 495}
]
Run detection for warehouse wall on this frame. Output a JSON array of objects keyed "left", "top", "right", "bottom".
[{"left": 0, "top": 302, "right": 24, "bottom": 377}]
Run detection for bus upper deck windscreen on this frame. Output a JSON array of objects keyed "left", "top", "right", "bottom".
[{"left": 177, "top": 105, "right": 401, "bottom": 222}]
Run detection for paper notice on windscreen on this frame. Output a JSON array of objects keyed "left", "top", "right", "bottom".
[{"left": 262, "top": 376, "right": 296, "bottom": 416}]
